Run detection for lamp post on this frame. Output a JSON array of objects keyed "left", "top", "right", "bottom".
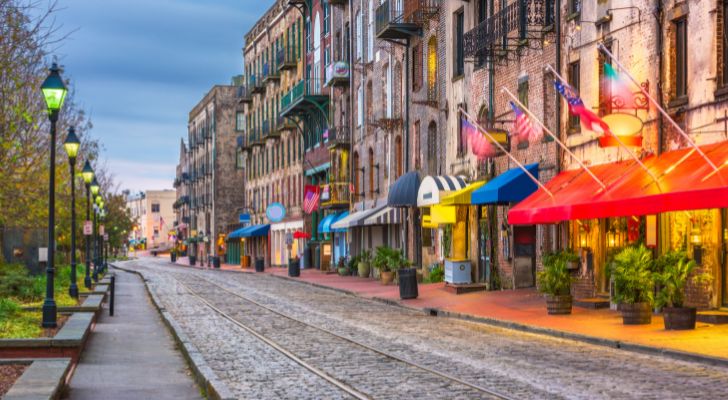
[
  {"left": 62, "top": 127, "right": 80, "bottom": 298},
  {"left": 40, "top": 63, "right": 68, "bottom": 328},
  {"left": 93, "top": 195, "right": 103, "bottom": 281},
  {"left": 87, "top": 176, "right": 99, "bottom": 287}
]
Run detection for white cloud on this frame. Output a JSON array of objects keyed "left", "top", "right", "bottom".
[{"left": 107, "top": 158, "right": 175, "bottom": 192}]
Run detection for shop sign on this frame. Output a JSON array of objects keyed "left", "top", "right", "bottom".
[
  {"left": 239, "top": 213, "right": 251, "bottom": 224},
  {"left": 266, "top": 202, "right": 286, "bottom": 223}
]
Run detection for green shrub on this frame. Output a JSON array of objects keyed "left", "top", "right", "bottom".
[
  {"left": 0, "top": 264, "right": 36, "bottom": 300},
  {"left": 654, "top": 252, "right": 712, "bottom": 308},
  {"left": 426, "top": 265, "right": 444, "bottom": 283},
  {"left": 0, "top": 298, "right": 21, "bottom": 320},
  {"left": 538, "top": 250, "right": 577, "bottom": 296},
  {"left": 611, "top": 245, "right": 654, "bottom": 305}
]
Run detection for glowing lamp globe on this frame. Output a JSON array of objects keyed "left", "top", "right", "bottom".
[
  {"left": 602, "top": 113, "right": 643, "bottom": 137},
  {"left": 63, "top": 127, "right": 80, "bottom": 160},
  {"left": 90, "top": 178, "right": 100, "bottom": 196},
  {"left": 81, "top": 161, "right": 95, "bottom": 184},
  {"left": 40, "top": 63, "right": 68, "bottom": 112}
]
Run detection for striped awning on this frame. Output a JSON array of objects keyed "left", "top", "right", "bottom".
[
  {"left": 363, "top": 206, "right": 402, "bottom": 226},
  {"left": 331, "top": 205, "right": 386, "bottom": 230},
  {"left": 416, "top": 175, "right": 468, "bottom": 207}
]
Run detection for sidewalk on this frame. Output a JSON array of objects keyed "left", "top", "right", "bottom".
[
  {"left": 172, "top": 256, "right": 728, "bottom": 364},
  {"left": 64, "top": 269, "right": 201, "bottom": 400}
]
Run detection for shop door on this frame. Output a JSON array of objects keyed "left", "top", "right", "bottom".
[
  {"left": 477, "top": 206, "right": 490, "bottom": 284},
  {"left": 513, "top": 225, "right": 536, "bottom": 288}
]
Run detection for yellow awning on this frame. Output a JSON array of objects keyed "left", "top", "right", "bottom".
[
  {"left": 430, "top": 205, "right": 456, "bottom": 224},
  {"left": 422, "top": 215, "right": 438, "bottom": 228},
  {"left": 440, "top": 181, "right": 486, "bottom": 206}
]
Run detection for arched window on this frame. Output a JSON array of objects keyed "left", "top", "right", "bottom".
[
  {"left": 393, "top": 61, "right": 402, "bottom": 117},
  {"left": 395, "top": 135, "right": 403, "bottom": 178},
  {"left": 368, "top": 147, "right": 374, "bottom": 198},
  {"left": 427, "top": 121, "right": 437, "bottom": 174},
  {"left": 427, "top": 36, "right": 437, "bottom": 101}
]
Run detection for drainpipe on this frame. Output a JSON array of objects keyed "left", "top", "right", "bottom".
[
  {"left": 655, "top": 0, "right": 664, "bottom": 155},
  {"left": 553, "top": 0, "right": 562, "bottom": 251},
  {"left": 404, "top": 37, "right": 411, "bottom": 260}
]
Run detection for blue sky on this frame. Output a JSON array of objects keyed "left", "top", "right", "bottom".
[{"left": 53, "top": 0, "right": 270, "bottom": 192}]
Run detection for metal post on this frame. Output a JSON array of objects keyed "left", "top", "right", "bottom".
[
  {"left": 69, "top": 158, "right": 78, "bottom": 298},
  {"left": 85, "top": 184, "right": 91, "bottom": 288},
  {"left": 93, "top": 207, "right": 98, "bottom": 282},
  {"left": 42, "top": 110, "right": 58, "bottom": 328},
  {"left": 109, "top": 274, "right": 115, "bottom": 316}
]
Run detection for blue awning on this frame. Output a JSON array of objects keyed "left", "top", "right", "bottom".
[
  {"left": 471, "top": 163, "right": 539, "bottom": 205},
  {"left": 320, "top": 212, "right": 347, "bottom": 234},
  {"left": 227, "top": 227, "right": 248, "bottom": 240},
  {"left": 241, "top": 224, "right": 270, "bottom": 238},
  {"left": 331, "top": 211, "right": 349, "bottom": 233},
  {"left": 387, "top": 171, "right": 421, "bottom": 207}
]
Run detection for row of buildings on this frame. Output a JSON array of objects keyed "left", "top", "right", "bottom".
[{"left": 173, "top": 0, "right": 728, "bottom": 309}]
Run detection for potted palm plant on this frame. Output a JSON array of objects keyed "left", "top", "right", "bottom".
[
  {"left": 374, "top": 246, "right": 395, "bottom": 285},
  {"left": 611, "top": 245, "right": 654, "bottom": 325},
  {"left": 537, "top": 251, "right": 574, "bottom": 315},
  {"left": 654, "top": 251, "right": 711, "bottom": 330},
  {"left": 337, "top": 257, "right": 349, "bottom": 276},
  {"left": 357, "top": 250, "right": 371, "bottom": 278}
]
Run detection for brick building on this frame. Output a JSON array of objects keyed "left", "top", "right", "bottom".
[{"left": 172, "top": 139, "right": 190, "bottom": 249}]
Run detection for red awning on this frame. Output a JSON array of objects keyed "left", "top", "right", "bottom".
[
  {"left": 508, "top": 141, "right": 728, "bottom": 224},
  {"left": 293, "top": 230, "right": 311, "bottom": 239}
]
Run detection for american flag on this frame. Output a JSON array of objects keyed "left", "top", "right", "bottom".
[
  {"left": 554, "top": 79, "right": 611, "bottom": 135},
  {"left": 303, "top": 185, "right": 320, "bottom": 214},
  {"left": 508, "top": 101, "right": 542, "bottom": 143}
]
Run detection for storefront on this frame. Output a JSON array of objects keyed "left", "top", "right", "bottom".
[
  {"left": 509, "top": 142, "right": 728, "bottom": 307},
  {"left": 330, "top": 203, "right": 386, "bottom": 259},
  {"left": 270, "top": 220, "right": 304, "bottom": 267},
  {"left": 319, "top": 211, "right": 349, "bottom": 267}
]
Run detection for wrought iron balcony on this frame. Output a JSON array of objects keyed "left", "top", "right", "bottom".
[
  {"left": 276, "top": 115, "right": 297, "bottom": 132},
  {"left": 250, "top": 74, "right": 265, "bottom": 94},
  {"left": 325, "top": 61, "right": 350, "bottom": 87},
  {"left": 320, "top": 182, "right": 351, "bottom": 209},
  {"left": 236, "top": 85, "right": 252, "bottom": 103},
  {"left": 249, "top": 127, "right": 265, "bottom": 147},
  {"left": 276, "top": 48, "right": 298, "bottom": 71},
  {"left": 376, "top": 0, "right": 440, "bottom": 40},
  {"left": 262, "top": 62, "right": 280, "bottom": 83},
  {"left": 279, "top": 78, "right": 329, "bottom": 117},
  {"left": 463, "top": 0, "right": 555, "bottom": 61},
  {"left": 324, "top": 126, "right": 350, "bottom": 149}
]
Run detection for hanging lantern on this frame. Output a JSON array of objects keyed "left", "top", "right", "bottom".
[{"left": 599, "top": 113, "right": 644, "bottom": 147}]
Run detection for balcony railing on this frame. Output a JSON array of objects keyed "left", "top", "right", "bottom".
[
  {"left": 276, "top": 115, "right": 297, "bottom": 132},
  {"left": 280, "top": 78, "right": 327, "bottom": 115},
  {"left": 262, "top": 62, "right": 280, "bottom": 83},
  {"left": 236, "top": 85, "right": 252, "bottom": 103},
  {"left": 324, "top": 126, "right": 350, "bottom": 148},
  {"left": 250, "top": 74, "right": 265, "bottom": 94},
  {"left": 325, "top": 61, "right": 351, "bottom": 87},
  {"left": 276, "top": 47, "right": 298, "bottom": 71},
  {"left": 376, "top": 0, "right": 440, "bottom": 39},
  {"left": 262, "top": 120, "right": 271, "bottom": 138},
  {"left": 249, "top": 127, "right": 264, "bottom": 147},
  {"left": 320, "top": 182, "right": 351, "bottom": 209},
  {"left": 463, "top": 0, "right": 555, "bottom": 60}
]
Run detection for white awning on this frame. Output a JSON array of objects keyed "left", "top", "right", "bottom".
[
  {"left": 416, "top": 175, "right": 468, "bottom": 207},
  {"left": 331, "top": 205, "right": 385, "bottom": 230},
  {"left": 363, "top": 206, "right": 403, "bottom": 226}
]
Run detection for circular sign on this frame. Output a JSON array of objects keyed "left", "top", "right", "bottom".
[{"left": 266, "top": 203, "right": 286, "bottom": 222}]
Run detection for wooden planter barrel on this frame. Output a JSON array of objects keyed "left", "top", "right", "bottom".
[
  {"left": 663, "top": 307, "right": 696, "bottom": 330},
  {"left": 545, "top": 295, "right": 572, "bottom": 315},
  {"left": 621, "top": 302, "right": 652, "bottom": 325}
]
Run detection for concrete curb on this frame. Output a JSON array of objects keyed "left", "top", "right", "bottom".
[
  {"left": 250, "top": 268, "right": 728, "bottom": 368},
  {"left": 111, "top": 263, "right": 236, "bottom": 400},
  {"left": 2, "top": 358, "right": 72, "bottom": 400}
]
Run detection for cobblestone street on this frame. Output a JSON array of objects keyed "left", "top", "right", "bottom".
[{"left": 117, "top": 258, "right": 728, "bottom": 400}]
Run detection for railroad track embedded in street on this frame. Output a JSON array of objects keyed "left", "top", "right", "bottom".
[{"left": 170, "top": 273, "right": 520, "bottom": 400}]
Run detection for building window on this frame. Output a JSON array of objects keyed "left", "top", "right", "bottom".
[
  {"left": 236, "top": 112, "right": 245, "bottom": 131},
  {"left": 367, "top": 1, "right": 374, "bottom": 62},
  {"left": 475, "top": 0, "right": 488, "bottom": 67},
  {"left": 368, "top": 148, "right": 374, "bottom": 198},
  {"left": 395, "top": 135, "right": 403, "bottom": 178},
  {"left": 352, "top": 151, "right": 360, "bottom": 199},
  {"left": 517, "top": 78, "right": 529, "bottom": 149},
  {"left": 323, "top": 0, "right": 329, "bottom": 35},
  {"left": 674, "top": 17, "right": 688, "bottom": 98},
  {"left": 457, "top": 105, "right": 467, "bottom": 156},
  {"left": 454, "top": 9, "right": 464, "bottom": 77},
  {"left": 568, "top": 0, "right": 581, "bottom": 18},
  {"left": 427, "top": 36, "right": 438, "bottom": 101},
  {"left": 357, "top": 85, "right": 363, "bottom": 127},
  {"left": 151, "top": 203, "right": 160, "bottom": 213},
  {"left": 412, "top": 43, "right": 423, "bottom": 91},
  {"left": 355, "top": 11, "right": 362, "bottom": 60},
  {"left": 568, "top": 61, "right": 580, "bottom": 132}
]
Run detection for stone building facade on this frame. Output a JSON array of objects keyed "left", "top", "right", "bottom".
[
  {"left": 173, "top": 139, "right": 191, "bottom": 245},
  {"left": 187, "top": 85, "right": 243, "bottom": 264},
  {"left": 126, "top": 190, "right": 176, "bottom": 249}
]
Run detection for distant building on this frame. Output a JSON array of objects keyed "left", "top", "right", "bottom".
[{"left": 126, "top": 190, "right": 176, "bottom": 249}]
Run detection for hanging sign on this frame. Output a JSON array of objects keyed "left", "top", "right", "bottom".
[
  {"left": 239, "top": 213, "right": 251, "bottom": 224},
  {"left": 266, "top": 202, "right": 286, "bottom": 223},
  {"left": 83, "top": 221, "right": 92, "bottom": 236}
]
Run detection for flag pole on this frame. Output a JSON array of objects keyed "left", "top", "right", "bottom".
[
  {"left": 458, "top": 107, "right": 554, "bottom": 199},
  {"left": 545, "top": 64, "right": 663, "bottom": 189},
  {"left": 596, "top": 43, "right": 720, "bottom": 172},
  {"left": 501, "top": 87, "right": 607, "bottom": 191}
]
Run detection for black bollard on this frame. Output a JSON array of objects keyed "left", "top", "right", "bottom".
[{"left": 109, "top": 274, "right": 115, "bottom": 316}]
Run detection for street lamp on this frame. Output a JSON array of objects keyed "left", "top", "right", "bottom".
[
  {"left": 82, "top": 167, "right": 96, "bottom": 288},
  {"left": 63, "top": 127, "right": 80, "bottom": 298},
  {"left": 93, "top": 194, "right": 103, "bottom": 281},
  {"left": 40, "top": 63, "right": 68, "bottom": 328}
]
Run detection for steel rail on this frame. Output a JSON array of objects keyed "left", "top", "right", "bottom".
[
  {"left": 172, "top": 276, "right": 371, "bottom": 400},
  {"left": 176, "top": 273, "right": 518, "bottom": 400}
]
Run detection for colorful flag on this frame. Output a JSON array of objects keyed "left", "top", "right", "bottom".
[
  {"left": 461, "top": 115, "right": 495, "bottom": 159},
  {"left": 603, "top": 63, "right": 635, "bottom": 108},
  {"left": 303, "top": 185, "right": 320, "bottom": 214},
  {"left": 554, "top": 79, "right": 612, "bottom": 135},
  {"left": 508, "top": 101, "right": 543, "bottom": 144}
]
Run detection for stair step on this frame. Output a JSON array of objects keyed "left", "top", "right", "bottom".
[{"left": 697, "top": 311, "right": 728, "bottom": 324}]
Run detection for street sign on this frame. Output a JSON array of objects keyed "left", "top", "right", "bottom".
[
  {"left": 104, "top": 233, "right": 109, "bottom": 241},
  {"left": 266, "top": 203, "right": 286, "bottom": 222},
  {"left": 239, "top": 213, "right": 251, "bottom": 224},
  {"left": 83, "top": 221, "right": 92, "bottom": 235},
  {"left": 38, "top": 248, "right": 48, "bottom": 262},
  {"left": 99, "top": 225, "right": 105, "bottom": 235}
]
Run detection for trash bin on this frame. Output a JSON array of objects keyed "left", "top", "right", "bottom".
[
  {"left": 189, "top": 255, "right": 197, "bottom": 266},
  {"left": 398, "top": 268, "right": 418, "bottom": 299},
  {"left": 288, "top": 258, "right": 300, "bottom": 277},
  {"left": 255, "top": 257, "right": 265, "bottom": 272},
  {"left": 303, "top": 246, "right": 312, "bottom": 269},
  {"left": 170, "top": 252, "right": 177, "bottom": 263},
  {"left": 213, "top": 256, "right": 221, "bottom": 269}
]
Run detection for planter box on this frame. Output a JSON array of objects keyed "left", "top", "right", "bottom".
[
  {"left": 0, "top": 312, "right": 94, "bottom": 364},
  {"left": 22, "top": 294, "right": 105, "bottom": 323},
  {"left": 2, "top": 358, "right": 72, "bottom": 399}
]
